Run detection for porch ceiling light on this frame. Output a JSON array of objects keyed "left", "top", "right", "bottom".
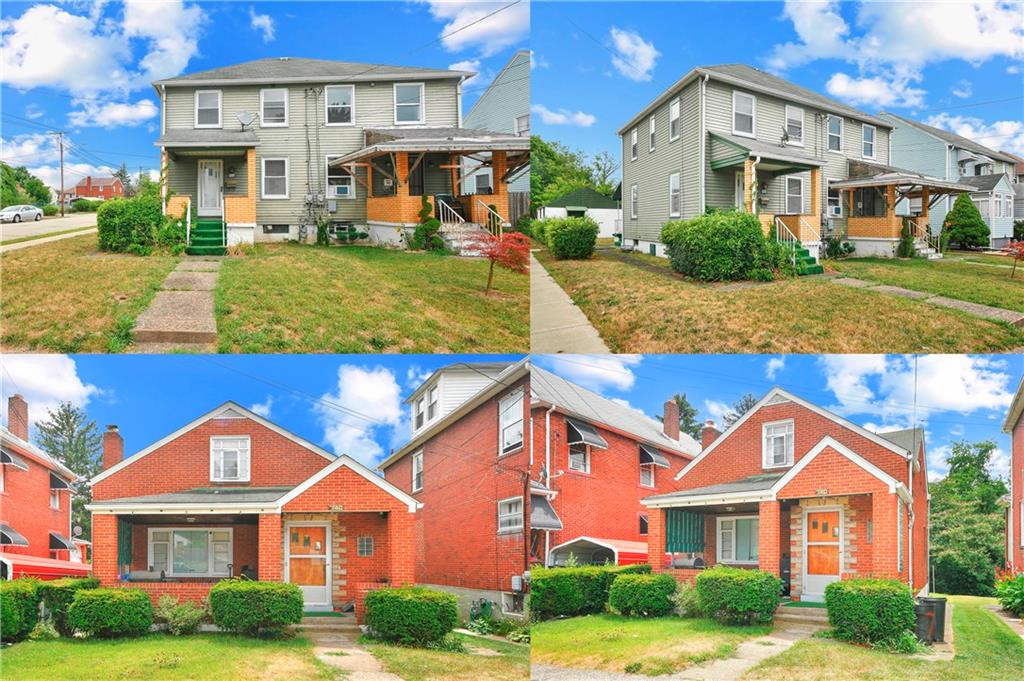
[
  {"left": 639, "top": 444, "right": 670, "bottom": 468},
  {"left": 566, "top": 418, "right": 609, "bottom": 450}
]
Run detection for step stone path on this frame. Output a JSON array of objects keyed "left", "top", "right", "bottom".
[
  {"left": 131, "top": 257, "right": 221, "bottom": 352},
  {"left": 832, "top": 277, "right": 1024, "bottom": 326},
  {"left": 300, "top": 617, "right": 401, "bottom": 680}
]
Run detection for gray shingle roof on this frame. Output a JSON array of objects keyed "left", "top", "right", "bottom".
[
  {"left": 155, "top": 129, "right": 261, "bottom": 148},
  {"left": 957, "top": 175, "right": 1008, "bottom": 192},
  {"left": 711, "top": 130, "right": 825, "bottom": 167},
  {"left": 531, "top": 366, "right": 700, "bottom": 456},
  {"left": 154, "top": 57, "right": 469, "bottom": 87},
  {"left": 643, "top": 474, "right": 784, "bottom": 504},
  {"left": 366, "top": 127, "right": 522, "bottom": 141},
  {"left": 99, "top": 487, "right": 293, "bottom": 505},
  {"left": 880, "top": 112, "right": 1018, "bottom": 164},
  {"left": 878, "top": 427, "right": 925, "bottom": 454},
  {"left": 545, "top": 187, "right": 619, "bottom": 209}
]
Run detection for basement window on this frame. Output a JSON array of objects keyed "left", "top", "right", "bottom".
[{"left": 262, "top": 224, "right": 289, "bottom": 234}]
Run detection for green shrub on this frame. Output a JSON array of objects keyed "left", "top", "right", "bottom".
[
  {"left": 209, "top": 579, "right": 302, "bottom": 638},
  {"left": 155, "top": 217, "right": 186, "bottom": 247},
  {"left": 42, "top": 204, "right": 58, "bottom": 216},
  {"left": 512, "top": 213, "right": 533, "bottom": 237},
  {"left": 824, "top": 578, "right": 915, "bottom": 645},
  {"left": 417, "top": 194, "right": 433, "bottom": 223},
  {"left": 943, "top": 193, "right": 990, "bottom": 249},
  {"left": 508, "top": 625, "right": 530, "bottom": 643},
  {"left": 38, "top": 577, "right": 99, "bottom": 636},
  {"left": 897, "top": 219, "right": 916, "bottom": 258},
  {"left": 531, "top": 219, "right": 548, "bottom": 243},
  {"left": 364, "top": 586, "right": 458, "bottom": 645},
  {"left": 71, "top": 198, "right": 102, "bottom": 212},
  {"left": 661, "top": 211, "right": 789, "bottom": 281},
  {"left": 672, "top": 580, "right": 702, "bottom": 618},
  {"left": 696, "top": 566, "right": 780, "bottom": 625},
  {"left": 67, "top": 588, "right": 153, "bottom": 638},
  {"left": 155, "top": 593, "right": 207, "bottom": 635},
  {"left": 546, "top": 216, "right": 599, "bottom": 259},
  {"left": 530, "top": 564, "right": 651, "bottom": 620},
  {"left": 0, "top": 579, "right": 40, "bottom": 642},
  {"left": 409, "top": 218, "right": 445, "bottom": 251},
  {"left": 28, "top": 620, "right": 60, "bottom": 640},
  {"left": 995, "top": 567, "right": 1024, "bottom": 617},
  {"left": 608, "top": 573, "right": 677, "bottom": 617},
  {"left": 97, "top": 196, "right": 162, "bottom": 253},
  {"left": 823, "top": 236, "right": 855, "bottom": 259}
]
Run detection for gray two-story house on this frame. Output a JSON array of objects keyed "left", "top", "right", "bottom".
[
  {"left": 879, "top": 112, "right": 1017, "bottom": 248},
  {"left": 153, "top": 57, "right": 529, "bottom": 253}
]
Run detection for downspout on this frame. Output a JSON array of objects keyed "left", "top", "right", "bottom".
[
  {"left": 544, "top": 404, "right": 556, "bottom": 565},
  {"left": 699, "top": 74, "right": 710, "bottom": 213}
]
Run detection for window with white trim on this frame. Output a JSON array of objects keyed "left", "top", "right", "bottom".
[
  {"left": 827, "top": 116, "right": 843, "bottom": 152},
  {"left": 669, "top": 99, "right": 680, "bottom": 141},
  {"left": 50, "top": 489, "right": 59, "bottom": 509},
  {"left": 669, "top": 173, "right": 681, "bottom": 217},
  {"left": 260, "top": 88, "right": 288, "bottom": 127},
  {"left": 639, "top": 514, "right": 649, "bottom": 536},
  {"left": 195, "top": 90, "right": 222, "bottom": 128},
  {"left": 394, "top": 83, "right": 425, "bottom": 125},
  {"left": 261, "top": 158, "right": 289, "bottom": 199},
  {"left": 785, "top": 105, "right": 804, "bottom": 145},
  {"left": 732, "top": 91, "right": 756, "bottom": 137},
  {"left": 499, "top": 389, "right": 524, "bottom": 455},
  {"left": 0, "top": 466, "right": 4, "bottom": 493},
  {"left": 630, "top": 184, "right": 638, "bottom": 219},
  {"left": 568, "top": 442, "right": 590, "bottom": 473},
  {"left": 357, "top": 536, "right": 374, "bottom": 557},
  {"left": 649, "top": 115, "right": 656, "bottom": 152},
  {"left": 326, "top": 156, "right": 355, "bottom": 199},
  {"left": 717, "top": 516, "right": 759, "bottom": 564},
  {"left": 762, "top": 420, "right": 794, "bottom": 468},
  {"left": 862, "top": 124, "right": 876, "bottom": 159},
  {"left": 514, "top": 114, "right": 530, "bottom": 137},
  {"left": 415, "top": 397, "right": 425, "bottom": 430},
  {"left": 426, "top": 386, "right": 438, "bottom": 421},
  {"left": 786, "top": 177, "right": 803, "bottom": 215},
  {"left": 640, "top": 461, "right": 654, "bottom": 487},
  {"left": 210, "top": 436, "right": 250, "bottom": 482},
  {"left": 326, "top": 85, "right": 354, "bottom": 125},
  {"left": 412, "top": 451, "right": 423, "bottom": 492},
  {"left": 148, "top": 528, "right": 232, "bottom": 577},
  {"left": 498, "top": 497, "right": 524, "bottom": 532},
  {"left": 630, "top": 129, "right": 638, "bottom": 161},
  {"left": 827, "top": 179, "right": 842, "bottom": 216}
]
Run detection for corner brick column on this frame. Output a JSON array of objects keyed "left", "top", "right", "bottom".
[
  {"left": 246, "top": 147, "right": 256, "bottom": 219},
  {"left": 395, "top": 153, "right": 409, "bottom": 195},
  {"left": 258, "top": 513, "right": 283, "bottom": 582},
  {"left": 387, "top": 510, "right": 416, "bottom": 587},
  {"left": 810, "top": 167, "right": 821, "bottom": 216},
  {"left": 492, "top": 151, "right": 509, "bottom": 218},
  {"left": 921, "top": 185, "right": 930, "bottom": 222},
  {"left": 758, "top": 501, "right": 781, "bottom": 576},
  {"left": 871, "top": 493, "right": 898, "bottom": 578},
  {"left": 743, "top": 158, "right": 756, "bottom": 214},
  {"left": 886, "top": 184, "right": 897, "bottom": 238},
  {"left": 92, "top": 514, "right": 119, "bottom": 585},
  {"left": 648, "top": 508, "right": 666, "bottom": 573}
]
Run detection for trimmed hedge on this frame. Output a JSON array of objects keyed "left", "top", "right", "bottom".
[
  {"left": 209, "top": 580, "right": 302, "bottom": 638},
  {"left": 608, "top": 573, "right": 677, "bottom": 617},
  {"left": 696, "top": 566, "right": 781, "bottom": 625},
  {"left": 824, "top": 578, "right": 915, "bottom": 644},
  {"left": 38, "top": 577, "right": 100, "bottom": 636},
  {"left": 42, "top": 204, "right": 59, "bottom": 216},
  {"left": 660, "top": 210, "right": 790, "bottom": 281},
  {"left": 364, "top": 586, "right": 458, "bottom": 645},
  {"left": 530, "top": 564, "right": 651, "bottom": 620},
  {"left": 0, "top": 579, "right": 41, "bottom": 642},
  {"left": 67, "top": 588, "right": 153, "bottom": 638},
  {"left": 545, "top": 216, "right": 599, "bottom": 259},
  {"left": 97, "top": 196, "right": 162, "bottom": 253}
]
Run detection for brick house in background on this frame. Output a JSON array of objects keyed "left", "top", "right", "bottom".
[
  {"left": 1, "top": 395, "right": 91, "bottom": 580},
  {"left": 642, "top": 387, "right": 929, "bottom": 602},
  {"left": 380, "top": 360, "right": 532, "bottom": 619},
  {"left": 1003, "top": 377, "right": 1024, "bottom": 569},
  {"left": 87, "top": 402, "right": 418, "bottom": 619},
  {"left": 74, "top": 176, "right": 124, "bottom": 200}
]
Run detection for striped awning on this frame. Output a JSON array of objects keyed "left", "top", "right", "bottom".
[
  {"left": 0, "top": 445, "right": 28, "bottom": 471},
  {"left": 639, "top": 443, "right": 670, "bottom": 468},
  {"left": 566, "top": 418, "right": 608, "bottom": 449}
]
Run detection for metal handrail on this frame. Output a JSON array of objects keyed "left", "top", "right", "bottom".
[
  {"left": 220, "top": 189, "right": 226, "bottom": 246},
  {"left": 475, "top": 199, "right": 506, "bottom": 237},
  {"left": 436, "top": 198, "right": 465, "bottom": 226},
  {"left": 775, "top": 217, "right": 798, "bottom": 273},
  {"left": 185, "top": 198, "right": 192, "bottom": 244}
]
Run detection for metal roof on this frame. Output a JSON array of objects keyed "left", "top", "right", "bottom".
[
  {"left": 643, "top": 474, "right": 785, "bottom": 505},
  {"left": 332, "top": 128, "right": 528, "bottom": 164},
  {"left": 0, "top": 428, "right": 76, "bottom": 480},
  {"left": 154, "top": 57, "right": 469, "bottom": 87},
  {"left": 97, "top": 487, "right": 294, "bottom": 506},
  {"left": 830, "top": 171, "right": 976, "bottom": 192},
  {"left": 155, "top": 129, "right": 261, "bottom": 148},
  {"left": 880, "top": 112, "right": 1018, "bottom": 164}
]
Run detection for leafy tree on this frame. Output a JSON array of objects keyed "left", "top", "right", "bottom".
[
  {"left": 1003, "top": 240, "right": 1024, "bottom": 278},
  {"left": 656, "top": 393, "right": 702, "bottom": 440},
  {"left": 34, "top": 403, "right": 103, "bottom": 540},
  {"left": 943, "top": 193, "right": 990, "bottom": 249},
  {"left": 929, "top": 440, "right": 1008, "bottom": 595},
  {"left": 469, "top": 231, "right": 531, "bottom": 294},
  {"left": 530, "top": 136, "right": 616, "bottom": 208},
  {"left": 113, "top": 163, "right": 136, "bottom": 198},
  {"left": 135, "top": 173, "right": 160, "bottom": 200},
  {"left": 723, "top": 393, "right": 759, "bottom": 427},
  {"left": 589, "top": 151, "right": 618, "bottom": 196},
  {"left": 1, "top": 162, "right": 50, "bottom": 206}
]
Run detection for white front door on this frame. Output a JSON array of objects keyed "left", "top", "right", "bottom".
[
  {"left": 197, "top": 160, "right": 223, "bottom": 217},
  {"left": 802, "top": 508, "right": 843, "bottom": 602},
  {"left": 285, "top": 522, "right": 331, "bottom": 611},
  {"left": 734, "top": 171, "right": 745, "bottom": 211}
]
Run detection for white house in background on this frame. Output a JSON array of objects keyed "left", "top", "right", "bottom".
[{"left": 538, "top": 187, "right": 621, "bottom": 239}]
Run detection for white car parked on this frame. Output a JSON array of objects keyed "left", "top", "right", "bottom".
[{"left": 0, "top": 205, "right": 43, "bottom": 223}]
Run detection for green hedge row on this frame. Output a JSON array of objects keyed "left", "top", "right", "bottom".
[
  {"left": 530, "top": 564, "right": 651, "bottom": 620},
  {"left": 67, "top": 588, "right": 153, "bottom": 638},
  {"left": 824, "top": 579, "right": 915, "bottom": 644},
  {"left": 535, "top": 216, "right": 599, "bottom": 259},
  {"left": 364, "top": 586, "right": 458, "bottom": 645},
  {"left": 209, "top": 579, "right": 303, "bottom": 638},
  {"left": 38, "top": 577, "right": 100, "bottom": 636},
  {"left": 661, "top": 210, "right": 792, "bottom": 281},
  {"left": 0, "top": 579, "right": 40, "bottom": 642},
  {"left": 608, "top": 573, "right": 677, "bottom": 617},
  {"left": 97, "top": 196, "right": 163, "bottom": 254},
  {"left": 695, "top": 566, "right": 780, "bottom": 625}
]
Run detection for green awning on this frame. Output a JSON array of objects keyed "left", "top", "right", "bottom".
[
  {"left": 665, "top": 509, "right": 705, "bottom": 553},
  {"left": 117, "top": 517, "right": 133, "bottom": 571}
]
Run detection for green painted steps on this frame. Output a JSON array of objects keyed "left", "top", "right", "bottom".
[
  {"left": 785, "top": 243, "right": 823, "bottom": 276},
  {"left": 186, "top": 219, "right": 226, "bottom": 256}
]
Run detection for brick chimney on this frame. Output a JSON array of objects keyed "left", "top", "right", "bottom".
[
  {"left": 7, "top": 394, "right": 29, "bottom": 441},
  {"left": 701, "top": 419, "right": 721, "bottom": 449},
  {"left": 662, "top": 400, "right": 680, "bottom": 441},
  {"left": 103, "top": 425, "right": 124, "bottom": 470}
]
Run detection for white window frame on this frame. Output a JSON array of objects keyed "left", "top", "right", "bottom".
[
  {"left": 325, "top": 155, "right": 355, "bottom": 200},
  {"left": 260, "top": 88, "right": 289, "bottom": 127},
  {"left": 497, "top": 496, "right": 524, "bottom": 533},
  {"left": 827, "top": 178, "right": 843, "bottom": 217},
  {"left": 50, "top": 489, "right": 59, "bottom": 509},
  {"left": 862, "top": 123, "right": 877, "bottom": 160},
  {"left": 426, "top": 385, "right": 438, "bottom": 422},
  {"left": 668, "top": 172, "right": 681, "bottom": 217},
  {"left": 194, "top": 90, "right": 223, "bottom": 129},
  {"left": 393, "top": 82, "right": 425, "bottom": 126},
  {"left": 325, "top": 84, "right": 355, "bottom": 127},
  {"left": 762, "top": 419, "right": 794, "bottom": 468},
  {"left": 649, "top": 115, "right": 656, "bottom": 152},
  {"left": 827, "top": 115, "right": 843, "bottom": 154},
  {"left": 357, "top": 536, "right": 374, "bottom": 557},
  {"left": 514, "top": 114, "right": 530, "bottom": 137},
  {"left": 630, "top": 129, "right": 638, "bottom": 161},
  {"left": 411, "top": 450, "right": 423, "bottom": 492},
  {"left": 640, "top": 463, "right": 655, "bottom": 488},
  {"left": 568, "top": 442, "right": 590, "bottom": 474},
  {"left": 415, "top": 397, "right": 425, "bottom": 430},
  {"left": 630, "top": 184, "right": 638, "bottom": 219},
  {"left": 147, "top": 527, "right": 233, "bottom": 578},
  {"left": 0, "top": 465, "right": 4, "bottom": 493},
  {"left": 732, "top": 91, "right": 756, "bottom": 138},
  {"left": 210, "top": 435, "right": 251, "bottom": 482},
  {"left": 785, "top": 105, "right": 804, "bottom": 146},
  {"left": 785, "top": 177, "right": 804, "bottom": 215},
  {"left": 716, "top": 516, "right": 759, "bottom": 565},
  {"left": 498, "top": 389, "right": 524, "bottom": 456},
  {"left": 261, "top": 157, "right": 289, "bottom": 199},
  {"left": 669, "top": 99, "right": 680, "bottom": 142}
]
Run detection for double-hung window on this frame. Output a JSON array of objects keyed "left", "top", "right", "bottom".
[
  {"left": 717, "top": 517, "right": 759, "bottom": 564},
  {"left": 862, "top": 124, "right": 876, "bottom": 159},
  {"left": 261, "top": 158, "right": 289, "bottom": 199},
  {"left": 149, "top": 528, "right": 232, "bottom": 577},
  {"left": 827, "top": 115, "right": 843, "bottom": 152},
  {"left": 669, "top": 99, "right": 680, "bottom": 142},
  {"left": 326, "top": 85, "right": 354, "bottom": 125},
  {"left": 668, "top": 173, "right": 680, "bottom": 217},
  {"left": 639, "top": 514, "right": 649, "bottom": 536},
  {"left": 630, "top": 184, "right": 638, "bottom": 219},
  {"left": 394, "top": 83, "right": 425, "bottom": 125},
  {"left": 326, "top": 155, "right": 355, "bottom": 199},
  {"left": 50, "top": 489, "right": 59, "bottom": 509},
  {"left": 827, "top": 179, "right": 842, "bottom": 216},
  {"left": 732, "top": 91, "right": 756, "bottom": 137},
  {"left": 785, "top": 105, "right": 804, "bottom": 145},
  {"left": 630, "top": 129, "right": 638, "bottom": 161},
  {"left": 412, "top": 451, "right": 424, "bottom": 492},
  {"left": 210, "top": 436, "right": 250, "bottom": 482},
  {"left": 415, "top": 397, "right": 425, "bottom": 430},
  {"left": 195, "top": 90, "right": 222, "bottom": 128},
  {"left": 568, "top": 442, "right": 590, "bottom": 473},
  {"left": 358, "top": 536, "right": 374, "bottom": 557},
  {"left": 499, "top": 389, "right": 524, "bottom": 455},
  {"left": 640, "top": 461, "right": 655, "bottom": 487},
  {"left": 762, "top": 420, "right": 794, "bottom": 468},
  {"left": 260, "top": 88, "right": 288, "bottom": 127},
  {"left": 649, "top": 115, "right": 656, "bottom": 152},
  {"left": 426, "top": 386, "right": 438, "bottom": 421},
  {"left": 498, "top": 497, "right": 524, "bottom": 532},
  {"left": 514, "top": 114, "right": 530, "bottom": 137},
  {"left": 786, "top": 177, "right": 803, "bottom": 215}
]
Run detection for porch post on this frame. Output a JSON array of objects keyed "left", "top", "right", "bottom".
[
  {"left": 871, "top": 493, "right": 898, "bottom": 578},
  {"left": 492, "top": 151, "right": 510, "bottom": 218},
  {"left": 395, "top": 153, "right": 409, "bottom": 194},
  {"left": 386, "top": 510, "right": 416, "bottom": 587},
  {"left": 449, "top": 154, "right": 459, "bottom": 195},
  {"left": 758, "top": 501, "right": 781, "bottom": 576},
  {"left": 92, "top": 514, "right": 119, "bottom": 586},
  {"left": 809, "top": 167, "right": 821, "bottom": 216},
  {"left": 159, "top": 149, "right": 169, "bottom": 213},
  {"left": 886, "top": 184, "right": 897, "bottom": 237},
  {"left": 920, "top": 185, "right": 930, "bottom": 222},
  {"left": 258, "top": 513, "right": 283, "bottom": 582},
  {"left": 647, "top": 508, "right": 666, "bottom": 573},
  {"left": 743, "top": 158, "right": 755, "bottom": 214}
]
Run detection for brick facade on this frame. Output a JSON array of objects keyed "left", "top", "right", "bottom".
[
  {"left": 1010, "top": 413, "right": 1024, "bottom": 568},
  {"left": 74, "top": 176, "right": 124, "bottom": 200},
  {"left": 0, "top": 436, "right": 73, "bottom": 563}
]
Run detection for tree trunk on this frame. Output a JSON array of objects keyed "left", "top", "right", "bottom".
[{"left": 485, "top": 260, "right": 495, "bottom": 294}]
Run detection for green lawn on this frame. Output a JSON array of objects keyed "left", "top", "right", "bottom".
[
  {"left": 536, "top": 250, "right": 1024, "bottom": 353},
  {"left": 743, "top": 596, "right": 1024, "bottom": 681},
  {"left": 831, "top": 257, "right": 1024, "bottom": 312},
  {"left": 530, "top": 614, "right": 771, "bottom": 676},
  {"left": 364, "top": 632, "right": 529, "bottom": 681},
  {"left": 215, "top": 243, "right": 529, "bottom": 353},
  {"left": 0, "top": 633, "right": 337, "bottom": 681}
]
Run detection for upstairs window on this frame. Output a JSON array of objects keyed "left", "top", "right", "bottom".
[
  {"left": 394, "top": 83, "right": 425, "bottom": 125},
  {"left": 499, "top": 389, "right": 524, "bottom": 455},
  {"left": 210, "top": 436, "right": 250, "bottom": 482},
  {"left": 785, "top": 105, "right": 804, "bottom": 145},
  {"left": 498, "top": 496, "right": 524, "bottom": 532},
  {"left": 195, "top": 90, "right": 222, "bottom": 128},
  {"left": 862, "top": 124, "right": 876, "bottom": 159},
  {"left": 669, "top": 99, "right": 680, "bottom": 141},
  {"left": 514, "top": 114, "right": 530, "bottom": 137},
  {"left": 649, "top": 115, "right": 656, "bottom": 152},
  {"left": 732, "top": 91, "right": 756, "bottom": 137},
  {"left": 50, "top": 489, "right": 60, "bottom": 509},
  {"left": 631, "top": 129, "right": 638, "bottom": 161},
  {"left": 669, "top": 173, "right": 681, "bottom": 217},
  {"left": 326, "top": 85, "right": 354, "bottom": 125},
  {"left": 415, "top": 397, "right": 425, "bottom": 430},
  {"left": 427, "top": 386, "right": 439, "bottom": 421},
  {"left": 640, "top": 462, "right": 655, "bottom": 487},
  {"left": 762, "top": 420, "right": 794, "bottom": 468},
  {"left": 260, "top": 88, "right": 288, "bottom": 126},
  {"left": 326, "top": 156, "right": 354, "bottom": 199},
  {"left": 827, "top": 116, "right": 843, "bottom": 152},
  {"left": 412, "top": 451, "right": 424, "bottom": 492},
  {"left": 568, "top": 442, "right": 590, "bottom": 473}
]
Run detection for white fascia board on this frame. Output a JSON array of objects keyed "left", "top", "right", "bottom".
[
  {"left": 277, "top": 454, "right": 421, "bottom": 513},
  {"left": 642, "top": 489, "right": 775, "bottom": 509},
  {"left": 87, "top": 503, "right": 280, "bottom": 515}
]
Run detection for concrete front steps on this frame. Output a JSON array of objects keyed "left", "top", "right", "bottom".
[
  {"left": 299, "top": 615, "right": 361, "bottom": 634},
  {"left": 793, "top": 245, "right": 825, "bottom": 276},
  {"left": 440, "top": 223, "right": 491, "bottom": 255},
  {"left": 774, "top": 603, "right": 830, "bottom": 629},
  {"left": 915, "top": 244, "right": 944, "bottom": 260},
  {"left": 186, "top": 219, "right": 227, "bottom": 256}
]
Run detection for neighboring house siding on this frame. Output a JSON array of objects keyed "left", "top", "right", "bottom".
[
  {"left": 880, "top": 113, "right": 950, "bottom": 230},
  {"left": 463, "top": 51, "right": 530, "bottom": 193}
]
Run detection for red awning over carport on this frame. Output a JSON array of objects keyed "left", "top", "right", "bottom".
[{"left": 0, "top": 552, "right": 92, "bottom": 580}]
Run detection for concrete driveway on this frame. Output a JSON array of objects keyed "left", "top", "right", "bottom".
[{"left": 1, "top": 213, "right": 97, "bottom": 240}]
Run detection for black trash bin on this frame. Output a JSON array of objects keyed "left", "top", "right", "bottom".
[
  {"left": 914, "top": 601, "right": 935, "bottom": 643},
  {"left": 920, "top": 597, "right": 947, "bottom": 642}
]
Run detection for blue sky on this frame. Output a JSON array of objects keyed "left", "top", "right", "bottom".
[
  {"left": 531, "top": 1, "right": 1024, "bottom": 176},
  {"left": 0, "top": 0, "right": 529, "bottom": 189}
]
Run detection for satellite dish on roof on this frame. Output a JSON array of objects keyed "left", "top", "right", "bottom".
[{"left": 236, "top": 111, "right": 256, "bottom": 128}]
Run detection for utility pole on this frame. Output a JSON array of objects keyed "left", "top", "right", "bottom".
[{"left": 48, "top": 131, "right": 66, "bottom": 217}]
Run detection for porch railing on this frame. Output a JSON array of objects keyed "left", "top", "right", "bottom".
[
  {"left": 774, "top": 217, "right": 799, "bottom": 274},
  {"left": 220, "top": 189, "right": 226, "bottom": 246},
  {"left": 798, "top": 215, "right": 821, "bottom": 262},
  {"left": 910, "top": 216, "right": 941, "bottom": 254},
  {"left": 475, "top": 199, "right": 507, "bottom": 238},
  {"left": 185, "top": 198, "right": 192, "bottom": 244},
  {"left": 437, "top": 198, "right": 465, "bottom": 228}
]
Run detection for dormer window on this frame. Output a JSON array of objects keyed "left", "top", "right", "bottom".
[
  {"left": 427, "top": 386, "right": 438, "bottom": 421},
  {"left": 415, "top": 398, "right": 425, "bottom": 430},
  {"left": 211, "top": 436, "right": 250, "bottom": 482},
  {"left": 762, "top": 420, "right": 794, "bottom": 468}
]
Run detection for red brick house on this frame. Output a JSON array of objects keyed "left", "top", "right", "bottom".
[
  {"left": 379, "top": 360, "right": 532, "bottom": 619},
  {"left": 530, "top": 366, "right": 700, "bottom": 567},
  {"left": 1004, "top": 377, "right": 1024, "bottom": 569},
  {"left": 74, "top": 176, "right": 124, "bottom": 200},
  {"left": 87, "top": 401, "right": 418, "bottom": 618},
  {"left": 643, "top": 387, "right": 930, "bottom": 602},
  {"left": 1, "top": 395, "right": 91, "bottom": 580}
]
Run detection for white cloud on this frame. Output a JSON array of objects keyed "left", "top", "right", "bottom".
[
  {"left": 122, "top": 0, "right": 205, "bottom": 85},
  {"left": 767, "top": 0, "right": 853, "bottom": 72},
  {"left": 1008, "top": 64, "right": 1021, "bottom": 74},
  {"left": 68, "top": 99, "right": 158, "bottom": 129},
  {"left": 951, "top": 79, "right": 973, "bottom": 99},
  {"left": 422, "top": 1, "right": 529, "bottom": 57},
  {"left": 610, "top": 397, "right": 647, "bottom": 417},
  {"left": 608, "top": 27, "right": 659, "bottom": 81},
  {"left": 989, "top": 446, "right": 1011, "bottom": 479},
  {"left": 543, "top": 355, "right": 642, "bottom": 392},
  {"left": 924, "top": 113, "right": 1024, "bottom": 157},
  {"left": 703, "top": 400, "right": 731, "bottom": 427},
  {"left": 249, "top": 396, "right": 273, "bottom": 418},
  {"left": 24, "top": 104, "right": 44, "bottom": 120},
  {"left": 1, "top": 355, "right": 100, "bottom": 435},
  {"left": 530, "top": 51, "right": 549, "bottom": 69},
  {"left": 449, "top": 58, "right": 491, "bottom": 87},
  {"left": 27, "top": 161, "right": 117, "bottom": 191},
  {"left": 317, "top": 365, "right": 403, "bottom": 467},
  {"left": 766, "top": 357, "right": 785, "bottom": 380},
  {"left": 531, "top": 104, "right": 596, "bottom": 127},
  {"left": 825, "top": 71, "right": 926, "bottom": 108},
  {"left": 248, "top": 6, "right": 275, "bottom": 43},
  {"left": 1, "top": 133, "right": 61, "bottom": 166}
]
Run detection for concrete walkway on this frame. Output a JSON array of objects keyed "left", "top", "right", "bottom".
[
  {"left": 301, "top": 617, "right": 401, "bottom": 681},
  {"left": 832, "top": 277, "right": 1024, "bottom": 326},
  {"left": 0, "top": 227, "right": 97, "bottom": 253},
  {"left": 131, "top": 258, "right": 221, "bottom": 352},
  {"left": 530, "top": 253, "right": 610, "bottom": 354}
]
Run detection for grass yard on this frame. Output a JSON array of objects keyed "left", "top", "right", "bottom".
[
  {"left": 1, "top": 235, "right": 178, "bottom": 352},
  {"left": 831, "top": 256, "right": 1024, "bottom": 312},
  {"left": 0, "top": 633, "right": 337, "bottom": 681},
  {"left": 215, "top": 244, "right": 529, "bottom": 353},
  {"left": 530, "top": 614, "right": 771, "bottom": 676},
  {"left": 364, "top": 632, "right": 529, "bottom": 681},
  {"left": 743, "top": 596, "right": 1024, "bottom": 681},
  {"left": 536, "top": 250, "right": 1024, "bottom": 353}
]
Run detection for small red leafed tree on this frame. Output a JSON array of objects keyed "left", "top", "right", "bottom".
[
  {"left": 1003, "top": 241, "right": 1024, "bottom": 278},
  {"left": 470, "top": 231, "right": 531, "bottom": 294}
]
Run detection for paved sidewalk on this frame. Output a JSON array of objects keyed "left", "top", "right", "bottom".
[
  {"left": 832, "top": 277, "right": 1024, "bottom": 326},
  {"left": 306, "top": 629, "right": 402, "bottom": 681},
  {"left": 530, "top": 253, "right": 610, "bottom": 354},
  {"left": 0, "top": 227, "right": 97, "bottom": 253},
  {"left": 132, "top": 258, "right": 221, "bottom": 352}
]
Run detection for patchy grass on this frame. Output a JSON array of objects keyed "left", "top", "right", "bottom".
[
  {"left": 215, "top": 244, "right": 529, "bottom": 353},
  {"left": 1, "top": 235, "right": 178, "bottom": 352},
  {"left": 536, "top": 250, "right": 1024, "bottom": 353},
  {"left": 0, "top": 633, "right": 338, "bottom": 681},
  {"left": 364, "top": 632, "right": 528, "bottom": 681},
  {"left": 743, "top": 596, "right": 1024, "bottom": 681},
  {"left": 831, "top": 257, "right": 1024, "bottom": 312},
  {"left": 531, "top": 614, "right": 770, "bottom": 676},
  {"left": 0, "top": 226, "right": 96, "bottom": 245}
]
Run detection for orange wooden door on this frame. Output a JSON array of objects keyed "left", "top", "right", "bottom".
[
  {"left": 806, "top": 511, "right": 840, "bottom": 577},
  {"left": 286, "top": 524, "right": 330, "bottom": 609}
]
